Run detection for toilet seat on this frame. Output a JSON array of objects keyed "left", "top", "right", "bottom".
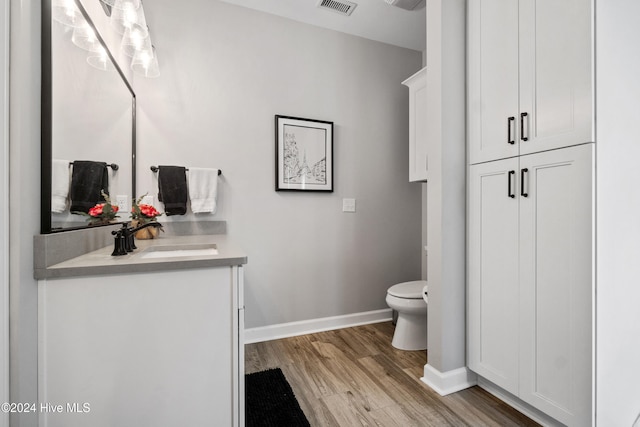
[{"left": 387, "top": 280, "right": 427, "bottom": 299}]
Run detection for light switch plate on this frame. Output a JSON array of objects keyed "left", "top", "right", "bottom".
[{"left": 342, "top": 198, "right": 356, "bottom": 213}]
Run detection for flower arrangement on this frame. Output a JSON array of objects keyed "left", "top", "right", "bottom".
[
  {"left": 130, "top": 194, "right": 163, "bottom": 225},
  {"left": 130, "top": 194, "right": 163, "bottom": 240},
  {"left": 76, "top": 191, "right": 120, "bottom": 225}
]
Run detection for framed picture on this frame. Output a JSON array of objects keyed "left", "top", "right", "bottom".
[{"left": 275, "top": 115, "right": 334, "bottom": 192}]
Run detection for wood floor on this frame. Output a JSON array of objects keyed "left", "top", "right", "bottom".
[{"left": 245, "top": 322, "right": 539, "bottom": 427}]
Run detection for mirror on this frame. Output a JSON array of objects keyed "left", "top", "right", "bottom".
[{"left": 41, "top": 0, "right": 136, "bottom": 233}]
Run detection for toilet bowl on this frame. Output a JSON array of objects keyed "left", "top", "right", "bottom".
[{"left": 386, "top": 280, "right": 428, "bottom": 351}]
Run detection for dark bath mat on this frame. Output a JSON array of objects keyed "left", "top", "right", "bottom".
[{"left": 245, "top": 368, "right": 310, "bottom": 427}]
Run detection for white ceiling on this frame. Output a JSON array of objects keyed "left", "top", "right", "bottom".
[{"left": 218, "top": 0, "right": 426, "bottom": 51}]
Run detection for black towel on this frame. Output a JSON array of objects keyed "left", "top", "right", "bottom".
[
  {"left": 69, "top": 161, "right": 109, "bottom": 213},
  {"left": 157, "top": 166, "right": 188, "bottom": 216}
]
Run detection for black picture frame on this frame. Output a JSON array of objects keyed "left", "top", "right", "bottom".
[{"left": 275, "top": 115, "right": 334, "bottom": 192}]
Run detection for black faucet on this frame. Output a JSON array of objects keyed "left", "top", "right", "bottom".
[{"left": 111, "top": 222, "right": 163, "bottom": 256}]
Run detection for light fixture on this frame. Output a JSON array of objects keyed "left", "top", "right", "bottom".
[
  {"left": 87, "top": 46, "right": 116, "bottom": 71},
  {"left": 58, "top": 0, "right": 160, "bottom": 78},
  {"left": 131, "top": 45, "right": 160, "bottom": 78},
  {"left": 110, "top": 0, "right": 148, "bottom": 36},
  {"left": 52, "top": 0, "right": 84, "bottom": 27},
  {"left": 121, "top": 26, "right": 151, "bottom": 58},
  {"left": 71, "top": 21, "right": 102, "bottom": 52}
]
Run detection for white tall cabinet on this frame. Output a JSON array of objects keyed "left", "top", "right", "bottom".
[{"left": 467, "top": 0, "right": 594, "bottom": 425}]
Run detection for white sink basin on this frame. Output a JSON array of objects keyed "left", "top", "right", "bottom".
[{"left": 139, "top": 244, "right": 218, "bottom": 259}]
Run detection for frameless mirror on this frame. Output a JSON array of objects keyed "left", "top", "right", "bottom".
[{"left": 42, "top": 0, "right": 136, "bottom": 232}]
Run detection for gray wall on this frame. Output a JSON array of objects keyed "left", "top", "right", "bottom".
[
  {"left": 596, "top": 0, "right": 640, "bottom": 424},
  {"left": 9, "top": 0, "right": 40, "bottom": 425},
  {"left": 136, "top": 0, "right": 423, "bottom": 328},
  {"left": 1, "top": 0, "right": 9, "bottom": 424},
  {"left": 424, "top": 0, "right": 466, "bottom": 374}
]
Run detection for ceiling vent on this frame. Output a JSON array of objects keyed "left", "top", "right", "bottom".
[{"left": 317, "top": 0, "right": 358, "bottom": 16}]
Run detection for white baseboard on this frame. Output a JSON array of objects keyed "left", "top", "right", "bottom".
[
  {"left": 421, "top": 364, "right": 477, "bottom": 396},
  {"left": 244, "top": 309, "right": 392, "bottom": 344}
]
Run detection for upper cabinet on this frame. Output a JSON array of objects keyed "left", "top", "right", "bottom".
[
  {"left": 403, "top": 67, "right": 428, "bottom": 182},
  {"left": 468, "top": 0, "right": 594, "bottom": 165}
]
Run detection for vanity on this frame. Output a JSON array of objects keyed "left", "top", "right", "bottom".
[
  {"left": 37, "top": 1, "right": 247, "bottom": 425},
  {"left": 34, "top": 229, "right": 247, "bottom": 427}
]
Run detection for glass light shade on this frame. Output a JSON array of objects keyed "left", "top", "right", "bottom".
[
  {"left": 121, "top": 26, "right": 151, "bottom": 58},
  {"left": 87, "top": 47, "right": 115, "bottom": 71},
  {"left": 99, "top": 0, "right": 141, "bottom": 10},
  {"left": 52, "top": 0, "right": 85, "bottom": 27},
  {"left": 131, "top": 46, "right": 160, "bottom": 78},
  {"left": 71, "top": 22, "right": 102, "bottom": 52},
  {"left": 110, "top": 0, "right": 148, "bottom": 36}
]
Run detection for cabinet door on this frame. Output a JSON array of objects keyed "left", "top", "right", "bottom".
[
  {"left": 404, "top": 68, "right": 428, "bottom": 182},
  {"left": 468, "top": 0, "right": 520, "bottom": 165},
  {"left": 468, "top": 157, "right": 520, "bottom": 394},
  {"left": 518, "top": 0, "right": 594, "bottom": 155},
  {"left": 518, "top": 144, "right": 593, "bottom": 426},
  {"left": 39, "top": 268, "right": 236, "bottom": 427}
]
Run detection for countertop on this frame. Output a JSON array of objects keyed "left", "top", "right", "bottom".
[{"left": 35, "top": 234, "right": 247, "bottom": 280}]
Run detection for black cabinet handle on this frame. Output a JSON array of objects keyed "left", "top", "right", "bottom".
[
  {"left": 508, "top": 170, "right": 515, "bottom": 198},
  {"left": 520, "top": 112, "right": 529, "bottom": 141},
  {"left": 521, "top": 168, "right": 529, "bottom": 197},
  {"left": 507, "top": 117, "right": 515, "bottom": 145}
]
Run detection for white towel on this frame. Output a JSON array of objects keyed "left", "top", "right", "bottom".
[
  {"left": 188, "top": 167, "right": 219, "bottom": 214},
  {"left": 51, "top": 159, "right": 70, "bottom": 213}
]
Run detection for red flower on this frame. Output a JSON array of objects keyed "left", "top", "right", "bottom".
[
  {"left": 139, "top": 204, "right": 159, "bottom": 218},
  {"left": 88, "top": 203, "right": 119, "bottom": 217},
  {"left": 88, "top": 204, "right": 104, "bottom": 217}
]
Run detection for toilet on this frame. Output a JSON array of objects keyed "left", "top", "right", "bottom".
[{"left": 386, "top": 280, "right": 428, "bottom": 351}]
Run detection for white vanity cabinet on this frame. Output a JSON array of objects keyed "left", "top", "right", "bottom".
[
  {"left": 468, "top": 144, "right": 593, "bottom": 426},
  {"left": 38, "top": 266, "right": 245, "bottom": 427},
  {"left": 402, "top": 67, "right": 428, "bottom": 182},
  {"left": 468, "top": 0, "right": 593, "bottom": 165}
]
